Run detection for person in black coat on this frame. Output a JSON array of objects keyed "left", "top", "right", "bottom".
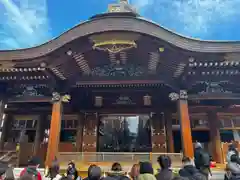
[
  {"left": 83, "top": 165, "right": 102, "bottom": 180},
  {"left": 66, "top": 161, "right": 78, "bottom": 180},
  {"left": 194, "top": 143, "right": 211, "bottom": 179},
  {"left": 103, "top": 162, "right": 129, "bottom": 180},
  {"left": 179, "top": 157, "right": 201, "bottom": 178},
  {"left": 155, "top": 155, "right": 173, "bottom": 180}
]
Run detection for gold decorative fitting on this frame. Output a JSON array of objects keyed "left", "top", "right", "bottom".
[
  {"left": 51, "top": 92, "right": 71, "bottom": 103},
  {"left": 62, "top": 95, "right": 71, "bottom": 102},
  {"left": 189, "top": 57, "right": 195, "bottom": 62},
  {"left": 90, "top": 33, "right": 140, "bottom": 53},
  {"left": 93, "top": 40, "right": 137, "bottom": 54},
  {"left": 159, "top": 47, "right": 164, "bottom": 52},
  {"left": 66, "top": 50, "right": 72, "bottom": 56},
  {"left": 40, "top": 62, "right": 47, "bottom": 67}
]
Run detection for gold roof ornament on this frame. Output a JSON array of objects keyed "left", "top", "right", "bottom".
[
  {"left": 93, "top": 40, "right": 137, "bottom": 54},
  {"left": 90, "top": 32, "right": 139, "bottom": 54},
  {"left": 108, "top": 0, "right": 137, "bottom": 14}
]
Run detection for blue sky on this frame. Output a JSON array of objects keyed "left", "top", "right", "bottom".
[{"left": 0, "top": 0, "right": 240, "bottom": 50}]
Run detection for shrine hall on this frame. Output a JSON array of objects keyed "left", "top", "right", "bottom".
[{"left": 0, "top": 0, "right": 240, "bottom": 167}]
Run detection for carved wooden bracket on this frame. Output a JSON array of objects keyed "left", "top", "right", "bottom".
[
  {"left": 51, "top": 92, "right": 71, "bottom": 103},
  {"left": 169, "top": 90, "right": 188, "bottom": 101}
]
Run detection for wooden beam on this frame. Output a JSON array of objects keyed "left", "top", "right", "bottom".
[
  {"left": 45, "top": 101, "right": 62, "bottom": 167},
  {"left": 8, "top": 96, "right": 52, "bottom": 103},
  {"left": 189, "top": 93, "right": 240, "bottom": 100}
]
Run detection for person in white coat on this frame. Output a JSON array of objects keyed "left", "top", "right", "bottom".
[{"left": 227, "top": 144, "right": 239, "bottom": 164}]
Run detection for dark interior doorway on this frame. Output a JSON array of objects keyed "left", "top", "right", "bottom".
[{"left": 173, "top": 130, "right": 210, "bottom": 153}]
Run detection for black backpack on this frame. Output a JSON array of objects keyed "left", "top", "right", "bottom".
[
  {"left": 199, "top": 151, "right": 210, "bottom": 167},
  {"left": 191, "top": 172, "right": 207, "bottom": 180}
]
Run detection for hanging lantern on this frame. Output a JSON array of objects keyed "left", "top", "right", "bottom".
[
  {"left": 143, "top": 94, "right": 151, "bottom": 106},
  {"left": 43, "top": 129, "right": 50, "bottom": 143},
  {"left": 95, "top": 96, "right": 103, "bottom": 107}
]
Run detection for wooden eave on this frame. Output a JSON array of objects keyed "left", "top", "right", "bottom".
[
  {"left": 0, "top": 68, "right": 49, "bottom": 81},
  {"left": 39, "top": 33, "right": 184, "bottom": 90},
  {"left": 0, "top": 13, "right": 240, "bottom": 96},
  {"left": 0, "top": 14, "right": 240, "bottom": 61}
]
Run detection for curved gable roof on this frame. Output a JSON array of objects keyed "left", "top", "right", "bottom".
[{"left": 0, "top": 13, "right": 240, "bottom": 61}]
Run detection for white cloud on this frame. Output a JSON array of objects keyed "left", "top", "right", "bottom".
[
  {"left": 130, "top": 0, "right": 240, "bottom": 39},
  {"left": 0, "top": 0, "right": 51, "bottom": 49},
  {"left": 130, "top": 0, "right": 152, "bottom": 8}
]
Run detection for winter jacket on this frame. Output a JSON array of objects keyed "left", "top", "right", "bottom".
[
  {"left": 20, "top": 167, "right": 42, "bottom": 180},
  {"left": 179, "top": 165, "right": 200, "bottom": 177},
  {"left": 227, "top": 151, "right": 240, "bottom": 164},
  {"left": 103, "top": 171, "right": 129, "bottom": 180},
  {"left": 138, "top": 174, "right": 156, "bottom": 180},
  {"left": 155, "top": 169, "right": 173, "bottom": 180},
  {"left": 227, "top": 162, "right": 240, "bottom": 175},
  {"left": 194, "top": 148, "right": 210, "bottom": 169},
  {"left": 67, "top": 167, "right": 78, "bottom": 180}
]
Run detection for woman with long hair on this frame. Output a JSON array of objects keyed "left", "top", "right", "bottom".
[
  {"left": 155, "top": 155, "right": 173, "bottom": 180},
  {"left": 129, "top": 164, "right": 139, "bottom": 180}
]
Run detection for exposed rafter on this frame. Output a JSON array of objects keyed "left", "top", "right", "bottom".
[
  {"left": 173, "top": 62, "right": 186, "bottom": 78},
  {"left": 71, "top": 52, "right": 91, "bottom": 75},
  {"left": 108, "top": 52, "right": 117, "bottom": 64},
  {"left": 148, "top": 52, "right": 159, "bottom": 73},
  {"left": 49, "top": 67, "right": 66, "bottom": 80},
  {"left": 120, "top": 51, "right": 127, "bottom": 64},
  {"left": 0, "top": 67, "right": 45, "bottom": 72},
  {"left": 0, "top": 75, "right": 48, "bottom": 81}
]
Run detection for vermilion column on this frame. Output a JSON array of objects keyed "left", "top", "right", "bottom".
[
  {"left": 45, "top": 101, "right": 62, "bottom": 167},
  {"left": 164, "top": 111, "right": 174, "bottom": 153},
  {"left": 177, "top": 91, "right": 194, "bottom": 158},
  {"left": 208, "top": 111, "right": 223, "bottom": 163}
]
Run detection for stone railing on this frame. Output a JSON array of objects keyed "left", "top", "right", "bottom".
[{"left": 58, "top": 152, "right": 182, "bottom": 166}]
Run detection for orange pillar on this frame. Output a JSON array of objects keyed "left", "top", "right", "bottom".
[
  {"left": 45, "top": 101, "right": 62, "bottom": 167},
  {"left": 208, "top": 111, "right": 223, "bottom": 163},
  {"left": 164, "top": 112, "right": 174, "bottom": 153},
  {"left": 178, "top": 92, "right": 194, "bottom": 158}
]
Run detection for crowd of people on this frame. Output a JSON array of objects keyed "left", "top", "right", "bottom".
[{"left": 0, "top": 142, "right": 240, "bottom": 180}]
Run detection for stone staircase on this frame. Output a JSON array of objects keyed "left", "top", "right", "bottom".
[{"left": 0, "top": 151, "right": 18, "bottom": 166}]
